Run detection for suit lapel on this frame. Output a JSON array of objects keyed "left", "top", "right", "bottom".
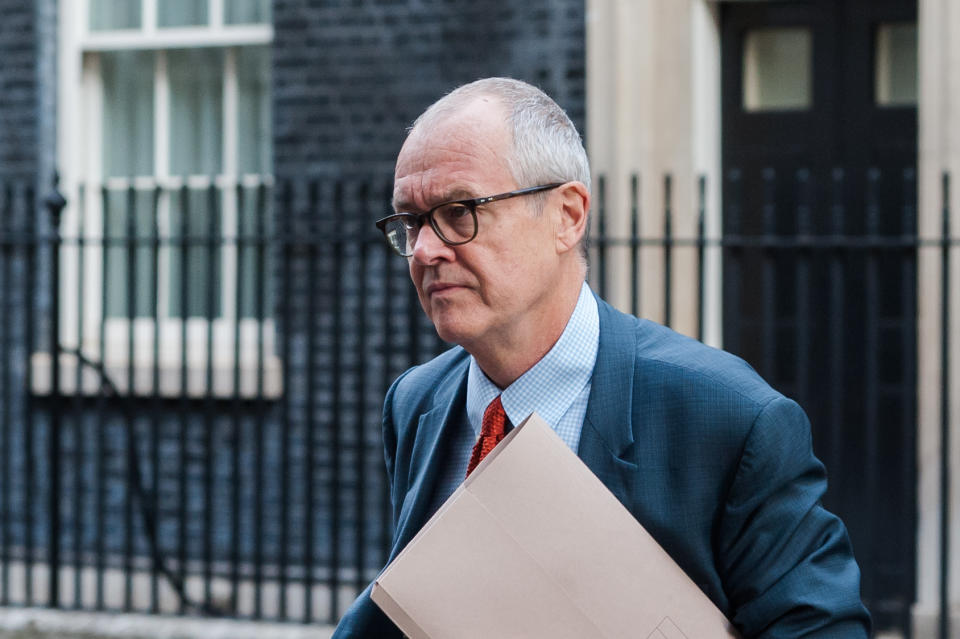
[
  {"left": 392, "top": 298, "right": 642, "bottom": 552},
  {"left": 578, "top": 297, "right": 640, "bottom": 508},
  {"left": 391, "top": 360, "right": 469, "bottom": 554}
]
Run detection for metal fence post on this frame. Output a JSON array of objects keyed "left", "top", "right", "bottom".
[
  {"left": 44, "top": 174, "right": 66, "bottom": 608},
  {"left": 941, "top": 171, "right": 951, "bottom": 639},
  {"left": 630, "top": 174, "right": 640, "bottom": 318},
  {"left": 696, "top": 175, "right": 706, "bottom": 342},
  {"left": 596, "top": 175, "right": 607, "bottom": 300},
  {"left": 663, "top": 174, "right": 673, "bottom": 329}
]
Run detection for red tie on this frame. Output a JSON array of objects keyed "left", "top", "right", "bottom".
[{"left": 465, "top": 396, "right": 509, "bottom": 477}]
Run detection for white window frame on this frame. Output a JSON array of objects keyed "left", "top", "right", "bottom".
[{"left": 41, "top": 0, "right": 280, "bottom": 398}]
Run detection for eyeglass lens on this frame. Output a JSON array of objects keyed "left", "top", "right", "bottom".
[
  {"left": 383, "top": 203, "right": 478, "bottom": 256},
  {"left": 432, "top": 203, "right": 477, "bottom": 242},
  {"left": 382, "top": 217, "right": 415, "bottom": 256}
]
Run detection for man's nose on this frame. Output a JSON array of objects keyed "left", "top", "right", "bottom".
[{"left": 411, "top": 224, "right": 453, "bottom": 264}]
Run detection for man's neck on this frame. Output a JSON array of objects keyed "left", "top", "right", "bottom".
[{"left": 467, "top": 279, "right": 585, "bottom": 389}]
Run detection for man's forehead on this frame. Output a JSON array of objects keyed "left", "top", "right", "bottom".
[
  {"left": 392, "top": 175, "right": 478, "bottom": 212},
  {"left": 392, "top": 110, "right": 515, "bottom": 210},
  {"left": 392, "top": 139, "right": 514, "bottom": 210}
]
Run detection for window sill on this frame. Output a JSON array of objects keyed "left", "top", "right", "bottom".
[{"left": 30, "top": 351, "right": 283, "bottom": 400}]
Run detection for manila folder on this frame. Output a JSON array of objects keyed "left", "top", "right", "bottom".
[{"left": 371, "top": 411, "right": 740, "bottom": 639}]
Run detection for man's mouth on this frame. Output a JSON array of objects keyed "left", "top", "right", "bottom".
[{"left": 425, "top": 282, "right": 465, "bottom": 296}]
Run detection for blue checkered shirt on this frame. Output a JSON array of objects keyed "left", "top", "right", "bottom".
[{"left": 430, "top": 282, "right": 600, "bottom": 509}]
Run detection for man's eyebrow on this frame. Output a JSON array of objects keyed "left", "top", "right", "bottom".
[
  {"left": 392, "top": 197, "right": 414, "bottom": 212},
  {"left": 393, "top": 188, "right": 477, "bottom": 212}
]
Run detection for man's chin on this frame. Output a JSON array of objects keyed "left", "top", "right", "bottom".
[
  {"left": 433, "top": 323, "right": 471, "bottom": 345},
  {"left": 430, "top": 315, "right": 480, "bottom": 347}
]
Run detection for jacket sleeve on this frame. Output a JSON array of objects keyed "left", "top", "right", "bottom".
[
  {"left": 331, "top": 580, "right": 403, "bottom": 638},
  {"left": 718, "top": 396, "right": 871, "bottom": 638}
]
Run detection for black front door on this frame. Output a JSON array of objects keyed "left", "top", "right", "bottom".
[{"left": 721, "top": 0, "right": 917, "bottom": 633}]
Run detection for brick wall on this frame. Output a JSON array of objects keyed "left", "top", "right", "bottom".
[
  {"left": 272, "top": 0, "right": 586, "bottom": 180},
  {"left": 0, "top": 0, "right": 38, "bottom": 181},
  {"left": 271, "top": 2, "right": 588, "bottom": 605}
]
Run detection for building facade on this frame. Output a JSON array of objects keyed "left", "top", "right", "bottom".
[
  {"left": 0, "top": 1, "right": 957, "bottom": 637},
  {"left": 588, "top": 1, "right": 957, "bottom": 636}
]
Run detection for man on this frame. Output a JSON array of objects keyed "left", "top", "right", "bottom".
[{"left": 334, "top": 77, "right": 870, "bottom": 637}]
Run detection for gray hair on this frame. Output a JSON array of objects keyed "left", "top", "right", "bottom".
[{"left": 408, "top": 77, "right": 591, "bottom": 195}]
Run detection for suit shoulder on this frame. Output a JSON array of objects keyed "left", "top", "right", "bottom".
[{"left": 598, "top": 298, "right": 782, "bottom": 409}]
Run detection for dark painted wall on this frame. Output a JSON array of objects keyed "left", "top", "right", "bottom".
[
  {"left": 0, "top": 0, "right": 39, "bottom": 180},
  {"left": 272, "top": 0, "right": 586, "bottom": 180},
  {"left": 0, "top": 2, "right": 589, "bottom": 622},
  {"left": 270, "top": 3, "right": 588, "bottom": 617}
]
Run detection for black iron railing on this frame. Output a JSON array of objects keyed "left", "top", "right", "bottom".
[{"left": 0, "top": 171, "right": 954, "bottom": 637}]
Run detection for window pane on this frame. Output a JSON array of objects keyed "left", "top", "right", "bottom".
[
  {"left": 237, "top": 185, "right": 273, "bottom": 318},
  {"left": 168, "top": 49, "right": 223, "bottom": 176},
  {"left": 166, "top": 187, "right": 222, "bottom": 318},
  {"left": 158, "top": 0, "right": 209, "bottom": 27},
  {"left": 104, "top": 187, "right": 158, "bottom": 319},
  {"left": 225, "top": 0, "right": 271, "bottom": 24},
  {"left": 90, "top": 0, "right": 142, "bottom": 30},
  {"left": 876, "top": 22, "right": 917, "bottom": 106},
  {"left": 101, "top": 51, "right": 154, "bottom": 177},
  {"left": 237, "top": 47, "right": 272, "bottom": 175},
  {"left": 742, "top": 28, "right": 812, "bottom": 112}
]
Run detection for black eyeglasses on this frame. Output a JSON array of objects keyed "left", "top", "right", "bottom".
[{"left": 375, "top": 183, "right": 564, "bottom": 257}]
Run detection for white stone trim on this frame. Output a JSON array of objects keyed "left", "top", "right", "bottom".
[
  {"left": 79, "top": 27, "right": 273, "bottom": 51},
  {"left": 915, "top": 0, "right": 960, "bottom": 634},
  {"left": 586, "top": 0, "right": 723, "bottom": 344}
]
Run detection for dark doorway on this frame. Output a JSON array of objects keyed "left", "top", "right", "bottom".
[{"left": 721, "top": 0, "right": 917, "bottom": 633}]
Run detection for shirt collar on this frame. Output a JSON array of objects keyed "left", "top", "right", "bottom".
[{"left": 466, "top": 282, "right": 600, "bottom": 435}]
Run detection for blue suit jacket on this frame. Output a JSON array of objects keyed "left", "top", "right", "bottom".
[{"left": 334, "top": 297, "right": 870, "bottom": 638}]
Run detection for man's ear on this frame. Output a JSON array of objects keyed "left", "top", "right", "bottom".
[{"left": 554, "top": 181, "right": 590, "bottom": 255}]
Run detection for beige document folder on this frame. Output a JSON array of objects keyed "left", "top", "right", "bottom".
[{"left": 371, "top": 412, "right": 741, "bottom": 639}]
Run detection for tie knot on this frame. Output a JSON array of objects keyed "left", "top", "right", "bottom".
[
  {"left": 481, "top": 395, "right": 507, "bottom": 437},
  {"left": 466, "top": 395, "right": 510, "bottom": 477}
]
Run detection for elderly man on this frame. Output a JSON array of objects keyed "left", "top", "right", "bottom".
[{"left": 333, "top": 77, "right": 870, "bottom": 638}]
